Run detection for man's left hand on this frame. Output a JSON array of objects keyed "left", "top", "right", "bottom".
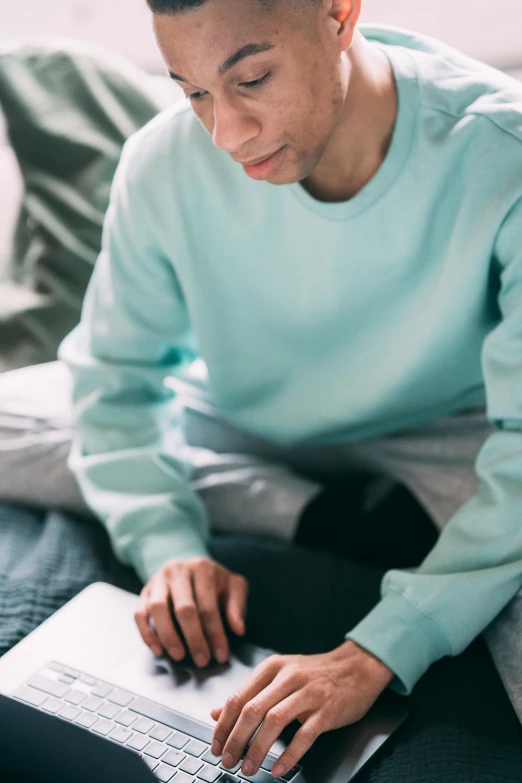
[{"left": 209, "top": 639, "right": 394, "bottom": 780}]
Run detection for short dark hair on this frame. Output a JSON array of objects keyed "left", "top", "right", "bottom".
[
  {"left": 146, "top": 0, "right": 278, "bottom": 12},
  {"left": 147, "top": 0, "right": 207, "bottom": 10},
  {"left": 145, "top": 0, "right": 320, "bottom": 13}
]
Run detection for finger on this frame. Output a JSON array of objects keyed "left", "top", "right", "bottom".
[
  {"left": 270, "top": 715, "right": 322, "bottom": 779},
  {"left": 147, "top": 577, "right": 185, "bottom": 659},
  {"left": 210, "top": 706, "right": 223, "bottom": 721},
  {"left": 169, "top": 566, "right": 211, "bottom": 666},
  {"left": 193, "top": 565, "right": 230, "bottom": 663},
  {"left": 218, "top": 666, "right": 295, "bottom": 768},
  {"left": 225, "top": 573, "right": 249, "bottom": 636},
  {"left": 240, "top": 691, "right": 315, "bottom": 778},
  {"left": 211, "top": 656, "right": 282, "bottom": 756},
  {"left": 134, "top": 587, "right": 163, "bottom": 657}
]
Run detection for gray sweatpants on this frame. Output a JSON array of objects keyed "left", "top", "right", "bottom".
[
  {"left": 0, "top": 359, "right": 495, "bottom": 537},
  {"left": 178, "top": 393, "right": 492, "bottom": 541}
]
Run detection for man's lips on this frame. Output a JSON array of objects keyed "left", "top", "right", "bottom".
[{"left": 235, "top": 148, "right": 281, "bottom": 165}]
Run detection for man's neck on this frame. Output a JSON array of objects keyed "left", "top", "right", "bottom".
[{"left": 301, "top": 33, "right": 398, "bottom": 204}]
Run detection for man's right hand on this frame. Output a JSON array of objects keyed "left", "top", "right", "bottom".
[{"left": 135, "top": 557, "right": 249, "bottom": 667}]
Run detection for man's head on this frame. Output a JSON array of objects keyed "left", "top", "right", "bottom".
[{"left": 148, "top": 0, "right": 363, "bottom": 184}]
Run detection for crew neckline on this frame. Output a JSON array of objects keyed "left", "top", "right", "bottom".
[{"left": 287, "top": 42, "right": 420, "bottom": 220}]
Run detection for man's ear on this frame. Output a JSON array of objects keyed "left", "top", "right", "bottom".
[{"left": 330, "top": 0, "right": 362, "bottom": 48}]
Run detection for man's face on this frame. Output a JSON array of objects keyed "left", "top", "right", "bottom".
[{"left": 153, "top": 0, "right": 349, "bottom": 184}]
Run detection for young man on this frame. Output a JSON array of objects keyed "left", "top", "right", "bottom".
[{"left": 59, "top": 0, "right": 522, "bottom": 778}]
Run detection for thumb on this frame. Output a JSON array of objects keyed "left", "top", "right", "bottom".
[{"left": 225, "top": 573, "right": 248, "bottom": 636}]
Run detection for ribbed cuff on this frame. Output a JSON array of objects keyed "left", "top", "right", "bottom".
[
  {"left": 128, "top": 528, "right": 211, "bottom": 584},
  {"left": 344, "top": 590, "right": 453, "bottom": 694}
]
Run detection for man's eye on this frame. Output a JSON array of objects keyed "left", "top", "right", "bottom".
[
  {"left": 186, "top": 72, "right": 272, "bottom": 102},
  {"left": 185, "top": 90, "right": 207, "bottom": 102}
]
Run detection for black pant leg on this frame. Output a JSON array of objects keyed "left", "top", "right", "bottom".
[
  {"left": 294, "top": 478, "right": 439, "bottom": 569},
  {"left": 208, "top": 532, "right": 384, "bottom": 656}
]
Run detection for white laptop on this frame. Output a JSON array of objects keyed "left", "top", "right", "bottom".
[{"left": 0, "top": 582, "right": 409, "bottom": 783}]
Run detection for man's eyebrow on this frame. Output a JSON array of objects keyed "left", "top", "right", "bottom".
[{"left": 168, "top": 42, "right": 276, "bottom": 84}]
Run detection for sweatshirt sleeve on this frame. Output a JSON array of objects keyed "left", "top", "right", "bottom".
[
  {"left": 58, "top": 137, "right": 211, "bottom": 585},
  {"left": 345, "top": 194, "right": 522, "bottom": 694}
]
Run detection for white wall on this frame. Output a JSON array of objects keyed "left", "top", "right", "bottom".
[{"left": 1, "top": 0, "right": 521, "bottom": 73}]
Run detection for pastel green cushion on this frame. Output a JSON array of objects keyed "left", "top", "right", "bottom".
[{"left": 0, "top": 38, "right": 174, "bottom": 371}]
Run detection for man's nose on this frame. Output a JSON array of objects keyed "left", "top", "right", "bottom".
[{"left": 211, "top": 97, "right": 260, "bottom": 154}]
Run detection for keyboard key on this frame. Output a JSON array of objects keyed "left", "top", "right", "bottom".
[
  {"left": 201, "top": 749, "right": 221, "bottom": 765},
  {"left": 57, "top": 704, "right": 81, "bottom": 721},
  {"left": 42, "top": 697, "right": 64, "bottom": 714},
  {"left": 61, "top": 667, "right": 80, "bottom": 678},
  {"left": 47, "top": 662, "right": 65, "bottom": 673},
  {"left": 80, "top": 674, "right": 97, "bottom": 686},
  {"left": 259, "top": 757, "right": 279, "bottom": 773},
  {"left": 134, "top": 717, "right": 156, "bottom": 734},
  {"left": 219, "top": 775, "right": 241, "bottom": 783},
  {"left": 91, "top": 682, "right": 113, "bottom": 699},
  {"left": 13, "top": 685, "right": 48, "bottom": 707},
  {"left": 197, "top": 764, "right": 223, "bottom": 782},
  {"left": 219, "top": 760, "right": 243, "bottom": 774},
  {"left": 162, "top": 748, "right": 184, "bottom": 767},
  {"left": 144, "top": 740, "right": 168, "bottom": 759},
  {"left": 185, "top": 739, "right": 207, "bottom": 757},
  {"left": 149, "top": 725, "right": 172, "bottom": 742},
  {"left": 281, "top": 767, "right": 299, "bottom": 781},
  {"left": 64, "top": 689, "right": 86, "bottom": 706},
  {"left": 93, "top": 719, "right": 116, "bottom": 736},
  {"left": 127, "top": 734, "right": 150, "bottom": 751},
  {"left": 142, "top": 755, "right": 159, "bottom": 772},
  {"left": 238, "top": 768, "right": 279, "bottom": 783},
  {"left": 131, "top": 697, "right": 208, "bottom": 739},
  {"left": 98, "top": 702, "right": 120, "bottom": 720},
  {"left": 28, "top": 674, "right": 68, "bottom": 699},
  {"left": 174, "top": 773, "right": 196, "bottom": 783},
  {"left": 115, "top": 710, "right": 137, "bottom": 727},
  {"left": 110, "top": 726, "right": 134, "bottom": 743},
  {"left": 83, "top": 696, "right": 104, "bottom": 712},
  {"left": 180, "top": 756, "right": 204, "bottom": 775},
  {"left": 107, "top": 688, "right": 134, "bottom": 707},
  {"left": 166, "top": 730, "right": 191, "bottom": 749},
  {"left": 58, "top": 674, "right": 76, "bottom": 685},
  {"left": 153, "top": 763, "right": 177, "bottom": 782},
  {"left": 75, "top": 711, "right": 99, "bottom": 729}
]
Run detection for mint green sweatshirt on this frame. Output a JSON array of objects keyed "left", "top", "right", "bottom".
[{"left": 58, "top": 26, "right": 522, "bottom": 694}]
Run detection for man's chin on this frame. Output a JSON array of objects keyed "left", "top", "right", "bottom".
[
  {"left": 270, "top": 174, "right": 304, "bottom": 186},
  {"left": 251, "top": 159, "right": 310, "bottom": 187},
  {"left": 238, "top": 147, "right": 310, "bottom": 186}
]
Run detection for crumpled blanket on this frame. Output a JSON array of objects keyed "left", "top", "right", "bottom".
[{"left": 0, "top": 503, "right": 141, "bottom": 656}]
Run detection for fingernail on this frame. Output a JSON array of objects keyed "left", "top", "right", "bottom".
[
  {"left": 211, "top": 740, "right": 221, "bottom": 755},
  {"left": 215, "top": 648, "right": 228, "bottom": 663},
  {"left": 169, "top": 647, "right": 184, "bottom": 660},
  {"left": 242, "top": 759, "right": 254, "bottom": 776},
  {"left": 272, "top": 763, "right": 284, "bottom": 777},
  {"left": 195, "top": 653, "right": 207, "bottom": 667},
  {"left": 222, "top": 752, "right": 234, "bottom": 768}
]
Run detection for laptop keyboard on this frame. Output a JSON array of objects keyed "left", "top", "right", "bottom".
[{"left": 12, "top": 661, "right": 302, "bottom": 783}]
